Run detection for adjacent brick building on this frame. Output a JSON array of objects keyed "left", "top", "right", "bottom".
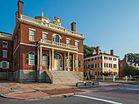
[
  {"left": 84, "top": 47, "right": 119, "bottom": 80},
  {"left": 0, "top": 1, "right": 85, "bottom": 83},
  {"left": 0, "top": 32, "right": 13, "bottom": 80}
]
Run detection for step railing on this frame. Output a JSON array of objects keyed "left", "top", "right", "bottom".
[{"left": 46, "top": 70, "right": 53, "bottom": 83}]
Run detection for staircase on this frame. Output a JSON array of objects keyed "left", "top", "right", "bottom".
[{"left": 50, "top": 71, "right": 83, "bottom": 84}]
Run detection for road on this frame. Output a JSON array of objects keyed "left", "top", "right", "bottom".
[{"left": 0, "top": 84, "right": 139, "bottom": 104}]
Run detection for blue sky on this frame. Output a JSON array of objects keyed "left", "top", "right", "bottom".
[{"left": 0, "top": 0, "right": 139, "bottom": 59}]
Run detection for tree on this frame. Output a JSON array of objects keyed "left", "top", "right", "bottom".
[
  {"left": 84, "top": 45, "right": 95, "bottom": 57},
  {"left": 124, "top": 64, "right": 139, "bottom": 76}
]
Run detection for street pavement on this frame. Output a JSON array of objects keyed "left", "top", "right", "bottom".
[{"left": 0, "top": 83, "right": 139, "bottom": 104}]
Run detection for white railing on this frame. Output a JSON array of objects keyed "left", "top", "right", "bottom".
[
  {"left": 40, "top": 39, "right": 78, "bottom": 51},
  {"left": 20, "top": 15, "right": 84, "bottom": 38}
]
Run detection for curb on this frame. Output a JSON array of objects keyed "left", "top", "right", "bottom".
[
  {"left": 0, "top": 92, "right": 75, "bottom": 100},
  {"left": 50, "top": 93, "right": 75, "bottom": 98}
]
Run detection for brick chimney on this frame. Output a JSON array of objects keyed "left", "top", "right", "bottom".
[
  {"left": 18, "top": 0, "right": 24, "bottom": 18},
  {"left": 71, "top": 22, "right": 76, "bottom": 32},
  {"left": 96, "top": 46, "right": 100, "bottom": 55},
  {"left": 110, "top": 50, "right": 114, "bottom": 55}
]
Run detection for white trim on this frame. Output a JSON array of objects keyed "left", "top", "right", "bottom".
[
  {"left": 42, "top": 31, "right": 48, "bottom": 34},
  {"left": 29, "top": 28, "right": 36, "bottom": 31},
  {"left": 75, "top": 95, "right": 122, "bottom": 104},
  {"left": 40, "top": 44, "right": 78, "bottom": 53},
  {"left": 2, "top": 41, "right": 8, "bottom": 48},
  {"left": 2, "top": 50, "right": 8, "bottom": 58},
  {"left": 75, "top": 40, "right": 79, "bottom": 42},
  {"left": 66, "top": 38, "right": 71, "bottom": 40},
  {"left": 78, "top": 53, "right": 83, "bottom": 55},
  {"left": 0, "top": 61, "right": 9, "bottom": 69},
  {"left": 20, "top": 42, "right": 37, "bottom": 47}
]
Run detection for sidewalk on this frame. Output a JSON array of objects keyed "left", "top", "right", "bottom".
[{"left": 0, "top": 82, "right": 83, "bottom": 100}]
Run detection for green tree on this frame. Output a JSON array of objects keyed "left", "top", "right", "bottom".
[
  {"left": 84, "top": 45, "right": 95, "bottom": 57},
  {"left": 124, "top": 64, "right": 139, "bottom": 76}
]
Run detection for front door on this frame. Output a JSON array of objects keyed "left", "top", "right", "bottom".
[
  {"left": 54, "top": 53, "right": 63, "bottom": 70},
  {"left": 54, "top": 59, "right": 61, "bottom": 70}
]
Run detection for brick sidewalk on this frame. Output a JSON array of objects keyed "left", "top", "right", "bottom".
[{"left": 0, "top": 82, "right": 84, "bottom": 100}]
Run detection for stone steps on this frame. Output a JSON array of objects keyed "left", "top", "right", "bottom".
[{"left": 50, "top": 71, "right": 82, "bottom": 84}]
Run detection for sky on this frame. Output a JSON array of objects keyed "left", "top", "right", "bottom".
[{"left": 0, "top": 0, "right": 139, "bottom": 59}]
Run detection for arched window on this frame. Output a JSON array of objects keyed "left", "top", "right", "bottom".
[
  {"left": 55, "top": 35, "right": 59, "bottom": 43},
  {"left": 52, "top": 34, "right": 62, "bottom": 44},
  {"left": 29, "top": 52, "right": 35, "bottom": 65}
]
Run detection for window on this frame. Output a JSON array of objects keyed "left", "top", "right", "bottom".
[
  {"left": 0, "top": 61, "right": 9, "bottom": 69},
  {"left": 91, "top": 64, "right": 94, "bottom": 68},
  {"left": 52, "top": 34, "right": 62, "bottom": 44},
  {"left": 29, "top": 29, "right": 36, "bottom": 41},
  {"left": 29, "top": 52, "right": 35, "bottom": 65},
  {"left": 109, "top": 57, "right": 112, "bottom": 60},
  {"left": 113, "top": 64, "right": 117, "bottom": 68},
  {"left": 113, "top": 58, "right": 117, "bottom": 61},
  {"left": 2, "top": 41, "right": 8, "bottom": 48},
  {"left": 42, "top": 54, "right": 48, "bottom": 66},
  {"left": 91, "top": 58, "right": 94, "bottom": 61},
  {"left": 66, "top": 38, "right": 70, "bottom": 48},
  {"left": 75, "top": 40, "right": 79, "bottom": 49},
  {"left": 3, "top": 50, "right": 7, "bottom": 58},
  {"left": 42, "top": 32, "right": 48, "bottom": 41},
  {"left": 104, "top": 56, "right": 108, "bottom": 60}
]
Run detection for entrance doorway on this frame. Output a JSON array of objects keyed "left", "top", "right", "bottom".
[{"left": 54, "top": 53, "right": 63, "bottom": 70}]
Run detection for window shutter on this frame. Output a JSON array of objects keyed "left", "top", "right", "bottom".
[{"left": 26, "top": 53, "right": 29, "bottom": 64}]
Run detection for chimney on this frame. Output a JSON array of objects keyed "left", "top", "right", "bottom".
[
  {"left": 71, "top": 22, "right": 76, "bottom": 32},
  {"left": 18, "top": 0, "right": 24, "bottom": 18},
  {"left": 96, "top": 46, "right": 100, "bottom": 55},
  {"left": 110, "top": 50, "right": 114, "bottom": 55}
]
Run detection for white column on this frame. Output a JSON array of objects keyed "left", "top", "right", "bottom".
[
  {"left": 68, "top": 52, "right": 70, "bottom": 71},
  {"left": 64, "top": 53, "right": 66, "bottom": 71},
  {"left": 73, "top": 54, "right": 75, "bottom": 71},
  {"left": 40, "top": 46, "right": 42, "bottom": 69},
  {"left": 37, "top": 47, "right": 40, "bottom": 70},
  {"left": 52, "top": 49, "right": 54, "bottom": 70},
  {"left": 76, "top": 53, "right": 79, "bottom": 71},
  {"left": 49, "top": 50, "right": 52, "bottom": 70}
]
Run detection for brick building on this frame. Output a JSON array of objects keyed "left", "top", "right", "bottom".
[
  {"left": 119, "top": 54, "right": 139, "bottom": 77},
  {"left": 0, "top": 1, "right": 85, "bottom": 83},
  {"left": 0, "top": 32, "right": 13, "bottom": 80},
  {"left": 84, "top": 47, "right": 119, "bottom": 80}
]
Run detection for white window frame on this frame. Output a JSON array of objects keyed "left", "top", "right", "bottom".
[
  {"left": 29, "top": 52, "right": 35, "bottom": 65},
  {"left": 52, "top": 34, "right": 62, "bottom": 44},
  {"left": 66, "top": 38, "right": 70, "bottom": 48},
  {"left": 2, "top": 41, "right": 8, "bottom": 48},
  {"left": 0, "top": 61, "right": 9, "bottom": 69},
  {"left": 42, "top": 32, "right": 48, "bottom": 41},
  {"left": 2, "top": 50, "right": 8, "bottom": 58},
  {"left": 75, "top": 40, "right": 79, "bottom": 49},
  {"left": 29, "top": 28, "right": 36, "bottom": 41}
]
